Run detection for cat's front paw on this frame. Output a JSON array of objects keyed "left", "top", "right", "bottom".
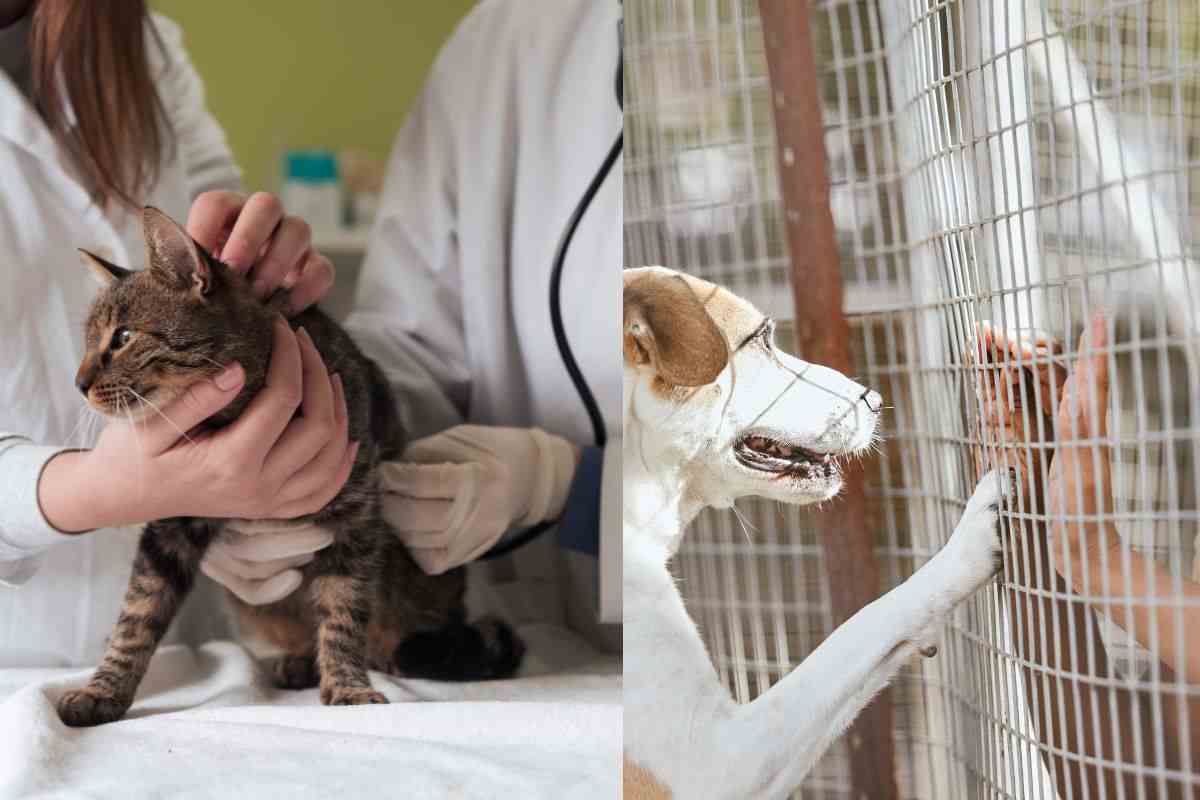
[
  {"left": 57, "top": 687, "right": 131, "bottom": 727},
  {"left": 945, "top": 469, "right": 1010, "bottom": 589},
  {"left": 321, "top": 685, "right": 388, "bottom": 706}
]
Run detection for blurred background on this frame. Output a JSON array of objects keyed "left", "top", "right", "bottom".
[{"left": 151, "top": 1, "right": 476, "bottom": 316}]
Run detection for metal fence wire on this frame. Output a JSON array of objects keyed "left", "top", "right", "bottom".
[{"left": 624, "top": 1, "right": 1200, "bottom": 797}]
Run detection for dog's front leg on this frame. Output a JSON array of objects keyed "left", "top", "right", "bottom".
[{"left": 708, "top": 471, "right": 1006, "bottom": 799}]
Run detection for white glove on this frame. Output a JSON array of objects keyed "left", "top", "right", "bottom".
[
  {"left": 380, "top": 425, "right": 578, "bottom": 574},
  {"left": 200, "top": 519, "right": 334, "bottom": 605}
]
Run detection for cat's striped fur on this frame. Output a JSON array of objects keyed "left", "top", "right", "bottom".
[{"left": 57, "top": 207, "right": 523, "bottom": 727}]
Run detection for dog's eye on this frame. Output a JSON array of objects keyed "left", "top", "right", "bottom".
[
  {"left": 756, "top": 321, "right": 775, "bottom": 348},
  {"left": 737, "top": 319, "right": 776, "bottom": 352},
  {"left": 110, "top": 327, "right": 133, "bottom": 351}
]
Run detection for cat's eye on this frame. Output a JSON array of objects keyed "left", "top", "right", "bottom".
[{"left": 110, "top": 327, "right": 133, "bottom": 351}]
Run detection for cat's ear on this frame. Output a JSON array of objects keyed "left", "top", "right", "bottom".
[
  {"left": 78, "top": 249, "right": 132, "bottom": 287},
  {"left": 142, "top": 206, "right": 212, "bottom": 298}
]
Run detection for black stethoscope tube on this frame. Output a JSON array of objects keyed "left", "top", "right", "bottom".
[
  {"left": 481, "top": 129, "right": 622, "bottom": 561},
  {"left": 549, "top": 133, "right": 622, "bottom": 451},
  {"left": 482, "top": 16, "right": 623, "bottom": 561}
]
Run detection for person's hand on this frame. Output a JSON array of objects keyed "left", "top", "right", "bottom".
[
  {"left": 39, "top": 319, "right": 358, "bottom": 532},
  {"left": 1046, "top": 311, "right": 1117, "bottom": 585},
  {"left": 971, "top": 321, "right": 1067, "bottom": 499},
  {"left": 379, "top": 426, "right": 579, "bottom": 574},
  {"left": 201, "top": 519, "right": 334, "bottom": 605},
  {"left": 187, "top": 191, "right": 335, "bottom": 315}
]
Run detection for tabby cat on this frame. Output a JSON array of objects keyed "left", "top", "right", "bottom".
[{"left": 57, "top": 207, "right": 523, "bottom": 727}]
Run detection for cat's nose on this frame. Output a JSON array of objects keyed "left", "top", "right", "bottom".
[
  {"left": 861, "top": 389, "right": 883, "bottom": 413},
  {"left": 75, "top": 360, "right": 97, "bottom": 397}
]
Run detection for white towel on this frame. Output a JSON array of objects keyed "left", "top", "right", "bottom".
[{"left": 0, "top": 624, "right": 620, "bottom": 799}]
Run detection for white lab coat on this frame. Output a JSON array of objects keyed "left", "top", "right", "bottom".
[
  {"left": 344, "top": 0, "right": 622, "bottom": 636},
  {"left": 0, "top": 1, "right": 621, "bottom": 667},
  {"left": 0, "top": 14, "right": 241, "bottom": 666}
]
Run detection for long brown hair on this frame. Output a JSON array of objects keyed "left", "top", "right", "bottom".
[{"left": 30, "top": 0, "right": 170, "bottom": 208}]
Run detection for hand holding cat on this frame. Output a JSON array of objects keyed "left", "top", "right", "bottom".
[
  {"left": 187, "top": 190, "right": 336, "bottom": 316},
  {"left": 200, "top": 425, "right": 581, "bottom": 604},
  {"left": 201, "top": 519, "right": 334, "bottom": 605},
  {"left": 39, "top": 319, "right": 357, "bottom": 532}
]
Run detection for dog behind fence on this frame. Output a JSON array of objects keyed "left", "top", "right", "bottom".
[{"left": 625, "top": 0, "right": 1200, "bottom": 797}]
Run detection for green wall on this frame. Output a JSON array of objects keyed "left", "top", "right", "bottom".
[{"left": 152, "top": 2, "right": 476, "bottom": 192}]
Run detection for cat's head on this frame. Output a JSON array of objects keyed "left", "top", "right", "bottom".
[{"left": 76, "top": 207, "right": 275, "bottom": 423}]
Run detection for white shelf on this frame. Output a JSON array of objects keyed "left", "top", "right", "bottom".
[
  {"left": 312, "top": 225, "right": 372, "bottom": 254},
  {"left": 734, "top": 280, "right": 913, "bottom": 322}
]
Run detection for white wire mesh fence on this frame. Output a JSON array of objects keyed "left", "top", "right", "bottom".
[{"left": 625, "top": 1, "right": 1200, "bottom": 797}]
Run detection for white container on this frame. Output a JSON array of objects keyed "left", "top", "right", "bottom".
[{"left": 280, "top": 151, "right": 342, "bottom": 231}]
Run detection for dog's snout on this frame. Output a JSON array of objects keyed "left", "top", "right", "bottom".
[{"left": 861, "top": 389, "right": 882, "bottom": 413}]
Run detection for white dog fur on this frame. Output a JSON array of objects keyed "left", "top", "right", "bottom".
[{"left": 623, "top": 266, "right": 1007, "bottom": 799}]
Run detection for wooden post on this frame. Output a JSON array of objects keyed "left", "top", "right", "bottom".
[{"left": 757, "top": 2, "right": 898, "bottom": 797}]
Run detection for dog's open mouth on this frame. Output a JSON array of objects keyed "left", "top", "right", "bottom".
[{"left": 734, "top": 433, "right": 840, "bottom": 479}]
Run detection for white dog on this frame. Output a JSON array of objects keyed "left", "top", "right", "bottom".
[{"left": 623, "top": 266, "right": 1007, "bottom": 799}]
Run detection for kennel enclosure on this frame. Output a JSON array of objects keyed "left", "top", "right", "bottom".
[{"left": 625, "top": 1, "right": 1200, "bottom": 797}]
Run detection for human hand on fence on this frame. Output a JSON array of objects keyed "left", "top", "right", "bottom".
[
  {"left": 1045, "top": 311, "right": 1117, "bottom": 587},
  {"left": 971, "top": 322, "right": 1067, "bottom": 500}
]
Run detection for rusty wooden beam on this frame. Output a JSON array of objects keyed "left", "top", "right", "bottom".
[{"left": 757, "top": 2, "right": 898, "bottom": 797}]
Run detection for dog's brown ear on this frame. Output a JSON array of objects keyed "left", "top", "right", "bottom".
[{"left": 623, "top": 273, "right": 729, "bottom": 386}]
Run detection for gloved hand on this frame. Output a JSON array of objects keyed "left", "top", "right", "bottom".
[
  {"left": 198, "top": 425, "right": 579, "bottom": 602},
  {"left": 200, "top": 519, "right": 334, "bottom": 605},
  {"left": 379, "top": 425, "right": 579, "bottom": 574}
]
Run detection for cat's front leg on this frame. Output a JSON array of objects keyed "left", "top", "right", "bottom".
[
  {"left": 57, "top": 518, "right": 215, "bottom": 727},
  {"left": 310, "top": 536, "right": 387, "bottom": 706}
]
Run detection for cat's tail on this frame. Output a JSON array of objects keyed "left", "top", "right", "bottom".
[{"left": 392, "top": 615, "right": 525, "bottom": 682}]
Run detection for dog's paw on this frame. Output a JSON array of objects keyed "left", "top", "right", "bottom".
[
  {"left": 320, "top": 685, "right": 388, "bottom": 706},
  {"left": 57, "top": 687, "right": 131, "bottom": 727},
  {"left": 945, "top": 469, "right": 1009, "bottom": 588},
  {"left": 965, "top": 467, "right": 1011, "bottom": 515},
  {"left": 912, "top": 626, "right": 940, "bottom": 658}
]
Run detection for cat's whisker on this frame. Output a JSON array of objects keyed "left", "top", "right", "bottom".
[
  {"left": 123, "top": 393, "right": 147, "bottom": 450},
  {"left": 126, "top": 387, "right": 194, "bottom": 445},
  {"left": 66, "top": 401, "right": 92, "bottom": 451},
  {"left": 191, "top": 354, "right": 228, "bottom": 373},
  {"left": 121, "top": 399, "right": 146, "bottom": 494},
  {"left": 81, "top": 407, "right": 97, "bottom": 453},
  {"left": 82, "top": 400, "right": 103, "bottom": 452},
  {"left": 91, "top": 406, "right": 103, "bottom": 443}
]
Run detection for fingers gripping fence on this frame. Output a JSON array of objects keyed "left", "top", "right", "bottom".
[{"left": 625, "top": 0, "right": 1200, "bottom": 798}]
